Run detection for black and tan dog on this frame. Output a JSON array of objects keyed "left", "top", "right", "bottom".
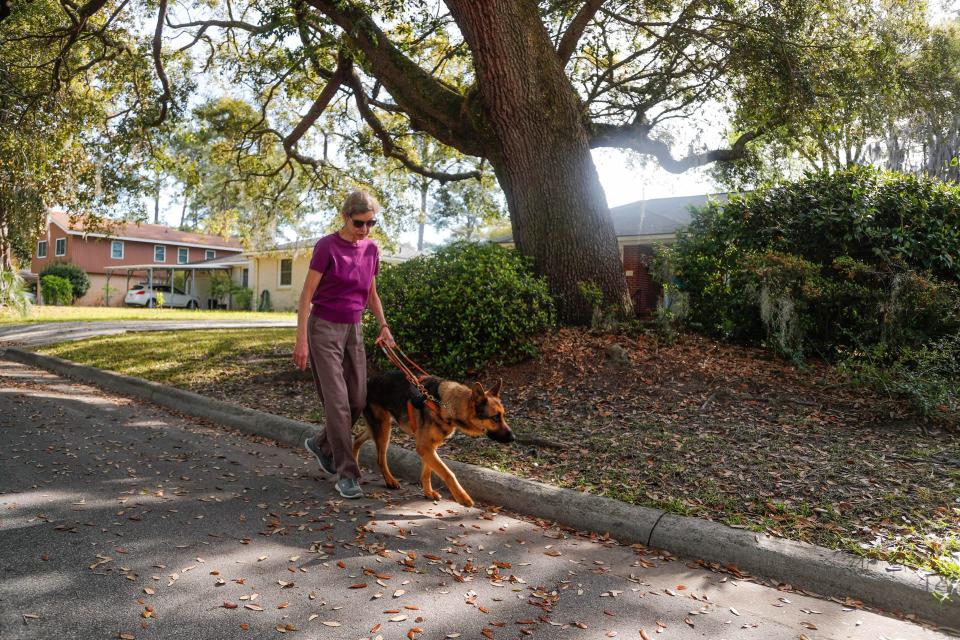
[{"left": 353, "top": 370, "right": 514, "bottom": 507}]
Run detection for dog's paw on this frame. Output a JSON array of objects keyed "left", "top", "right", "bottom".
[
  {"left": 424, "top": 489, "right": 441, "bottom": 501},
  {"left": 385, "top": 479, "right": 401, "bottom": 490},
  {"left": 455, "top": 495, "right": 475, "bottom": 508}
]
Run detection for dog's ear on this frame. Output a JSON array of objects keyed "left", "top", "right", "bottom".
[
  {"left": 489, "top": 378, "right": 503, "bottom": 397},
  {"left": 472, "top": 381, "right": 486, "bottom": 398}
]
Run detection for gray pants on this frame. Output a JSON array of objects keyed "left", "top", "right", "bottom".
[{"left": 307, "top": 315, "right": 365, "bottom": 480}]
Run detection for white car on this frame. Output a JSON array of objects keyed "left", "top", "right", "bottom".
[{"left": 124, "top": 284, "right": 200, "bottom": 309}]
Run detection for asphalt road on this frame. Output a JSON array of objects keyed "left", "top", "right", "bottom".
[{"left": 0, "top": 358, "right": 952, "bottom": 640}]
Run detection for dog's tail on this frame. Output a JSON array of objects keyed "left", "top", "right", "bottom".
[{"left": 351, "top": 410, "right": 375, "bottom": 463}]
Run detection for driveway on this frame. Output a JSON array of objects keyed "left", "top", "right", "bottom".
[
  {"left": 0, "top": 319, "right": 296, "bottom": 348},
  {"left": 0, "top": 358, "right": 951, "bottom": 640}
]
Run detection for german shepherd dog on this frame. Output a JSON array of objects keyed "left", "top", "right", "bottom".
[{"left": 353, "top": 371, "right": 514, "bottom": 507}]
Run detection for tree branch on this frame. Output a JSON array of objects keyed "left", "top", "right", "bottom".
[
  {"left": 303, "top": 0, "right": 484, "bottom": 156},
  {"left": 150, "top": 0, "right": 172, "bottom": 125},
  {"left": 346, "top": 69, "right": 480, "bottom": 184},
  {"left": 281, "top": 52, "right": 351, "bottom": 164},
  {"left": 165, "top": 17, "right": 274, "bottom": 34},
  {"left": 590, "top": 122, "right": 765, "bottom": 173},
  {"left": 557, "top": 0, "right": 605, "bottom": 66}
]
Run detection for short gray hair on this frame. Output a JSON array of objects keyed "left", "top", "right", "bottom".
[{"left": 340, "top": 190, "right": 381, "bottom": 217}]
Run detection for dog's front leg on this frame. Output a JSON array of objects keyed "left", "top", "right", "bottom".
[
  {"left": 421, "top": 448, "right": 474, "bottom": 508},
  {"left": 417, "top": 455, "right": 442, "bottom": 501}
]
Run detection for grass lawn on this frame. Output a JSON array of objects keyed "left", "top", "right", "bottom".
[
  {"left": 0, "top": 305, "right": 295, "bottom": 325},
  {"left": 38, "top": 327, "right": 960, "bottom": 589}
]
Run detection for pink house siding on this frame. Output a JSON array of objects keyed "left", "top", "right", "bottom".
[{"left": 30, "top": 212, "right": 243, "bottom": 306}]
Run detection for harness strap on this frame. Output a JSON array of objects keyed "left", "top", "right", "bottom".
[
  {"left": 378, "top": 339, "right": 446, "bottom": 413},
  {"left": 406, "top": 400, "right": 418, "bottom": 434}
]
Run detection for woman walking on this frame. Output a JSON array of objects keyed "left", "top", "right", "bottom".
[{"left": 293, "top": 191, "right": 394, "bottom": 499}]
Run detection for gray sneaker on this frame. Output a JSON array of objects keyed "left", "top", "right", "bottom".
[
  {"left": 335, "top": 477, "right": 363, "bottom": 499},
  {"left": 305, "top": 435, "right": 336, "bottom": 477}
]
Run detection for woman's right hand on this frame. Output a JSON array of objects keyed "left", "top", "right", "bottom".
[{"left": 293, "top": 337, "right": 309, "bottom": 371}]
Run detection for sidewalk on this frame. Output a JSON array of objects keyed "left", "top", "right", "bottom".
[
  {"left": 0, "top": 319, "right": 296, "bottom": 348},
  {"left": 0, "top": 357, "right": 954, "bottom": 639}
]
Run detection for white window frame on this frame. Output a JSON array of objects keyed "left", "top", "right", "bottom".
[
  {"left": 111, "top": 240, "right": 124, "bottom": 260},
  {"left": 278, "top": 258, "right": 293, "bottom": 288},
  {"left": 37, "top": 240, "right": 47, "bottom": 259},
  {"left": 154, "top": 245, "right": 166, "bottom": 263},
  {"left": 205, "top": 249, "right": 216, "bottom": 260},
  {"left": 178, "top": 247, "right": 189, "bottom": 264},
  {"left": 55, "top": 237, "right": 66, "bottom": 257}
]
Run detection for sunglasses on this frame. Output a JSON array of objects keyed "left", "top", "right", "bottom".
[{"left": 351, "top": 218, "right": 378, "bottom": 229}]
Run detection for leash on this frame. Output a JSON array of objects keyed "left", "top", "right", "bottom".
[{"left": 376, "top": 338, "right": 444, "bottom": 433}]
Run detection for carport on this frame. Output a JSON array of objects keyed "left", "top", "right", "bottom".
[{"left": 103, "top": 261, "right": 240, "bottom": 308}]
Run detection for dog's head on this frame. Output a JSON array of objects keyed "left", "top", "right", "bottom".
[{"left": 461, "top": 379, "right": 514, "bottom": 444}]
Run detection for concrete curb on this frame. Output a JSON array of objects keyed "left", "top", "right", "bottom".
[{"left": 3, "top": 346, "right": 957, "bottom": 630}]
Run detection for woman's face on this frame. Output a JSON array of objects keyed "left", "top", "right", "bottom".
[{"left": 343, "top": 209, "right": 377, "bottom": 242}]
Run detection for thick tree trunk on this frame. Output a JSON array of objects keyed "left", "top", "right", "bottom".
[{"left": 446, "top": 0, "right": 629, "bottom": 324}]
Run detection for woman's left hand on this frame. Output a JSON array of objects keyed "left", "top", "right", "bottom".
[{"left": 377, "top": 325, "right": 396, "bottom": 348}]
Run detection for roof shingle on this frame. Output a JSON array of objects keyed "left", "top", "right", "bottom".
[{"left": 49, "top": 210, "right": 243, "bottom": 250}]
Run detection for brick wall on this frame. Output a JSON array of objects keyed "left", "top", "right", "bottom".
[{"left": 622, "top": 244, "right": 660, "bottom": 316}]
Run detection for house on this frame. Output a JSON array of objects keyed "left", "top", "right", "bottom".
[
  {"left": 493, "top": 193, "right": 729, "bottom": 315},
  {"left": 30, "top": 211, "right": 245, "bottom": 306},
  {"left": 245, "top": 237, "right": 421, "bottom": 311}
]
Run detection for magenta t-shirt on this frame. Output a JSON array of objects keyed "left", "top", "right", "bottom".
[{"left": 309, "top": 233, "right": 380, "bottom": 324}]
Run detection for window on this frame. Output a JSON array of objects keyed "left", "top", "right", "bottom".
[
  {"left": 279, "top": 258, "right": 293, "bottom": 287},
  {"left": 241, "top": 268, "right": 249, "bottom": 288},
  {"left": 205, "top": 249, "right": 216, "bottom": 260},
  {"left": 55, "top": 238, "right": 66, "bottom": 256},
  {"left": 111, "top": 240, "right": 124, "bottom": 259},
  {"left": 154, "top": 245, "right": 166, "bottom": 262},
  {"left": 37, "top": 240, "right": 47, "bottom": 258},
  {"left": 178, "top": 247, "right": 189, "bottom": 264}
]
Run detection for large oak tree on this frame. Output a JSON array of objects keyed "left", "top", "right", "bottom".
[{"left": 2, "top": 0, "right": 919, "bottom": 322}]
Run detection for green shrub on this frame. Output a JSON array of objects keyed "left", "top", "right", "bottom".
[
  {"left": 40, "top": 274, "right": 73, "bottom": 306},
  {"left": 842, "top": 335, "right": 960, "bottom": 427},
  {"left": 365, "top": 241, "right": 555, "bottom": 377},
  {"left": 40, "top": 262, "right": 89, "bottom": 301},
  {"left": 670, "top": 167, "right": 960, "bottom": 357},
  {"left": 233, "top": 287, "right": 253, "bottom": 310},
  {"left": 0, "top": 267, "right": 32, "bottom": 316},
  {"left": 668, "top": 166, "right": 960, "bottom": 419}
]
